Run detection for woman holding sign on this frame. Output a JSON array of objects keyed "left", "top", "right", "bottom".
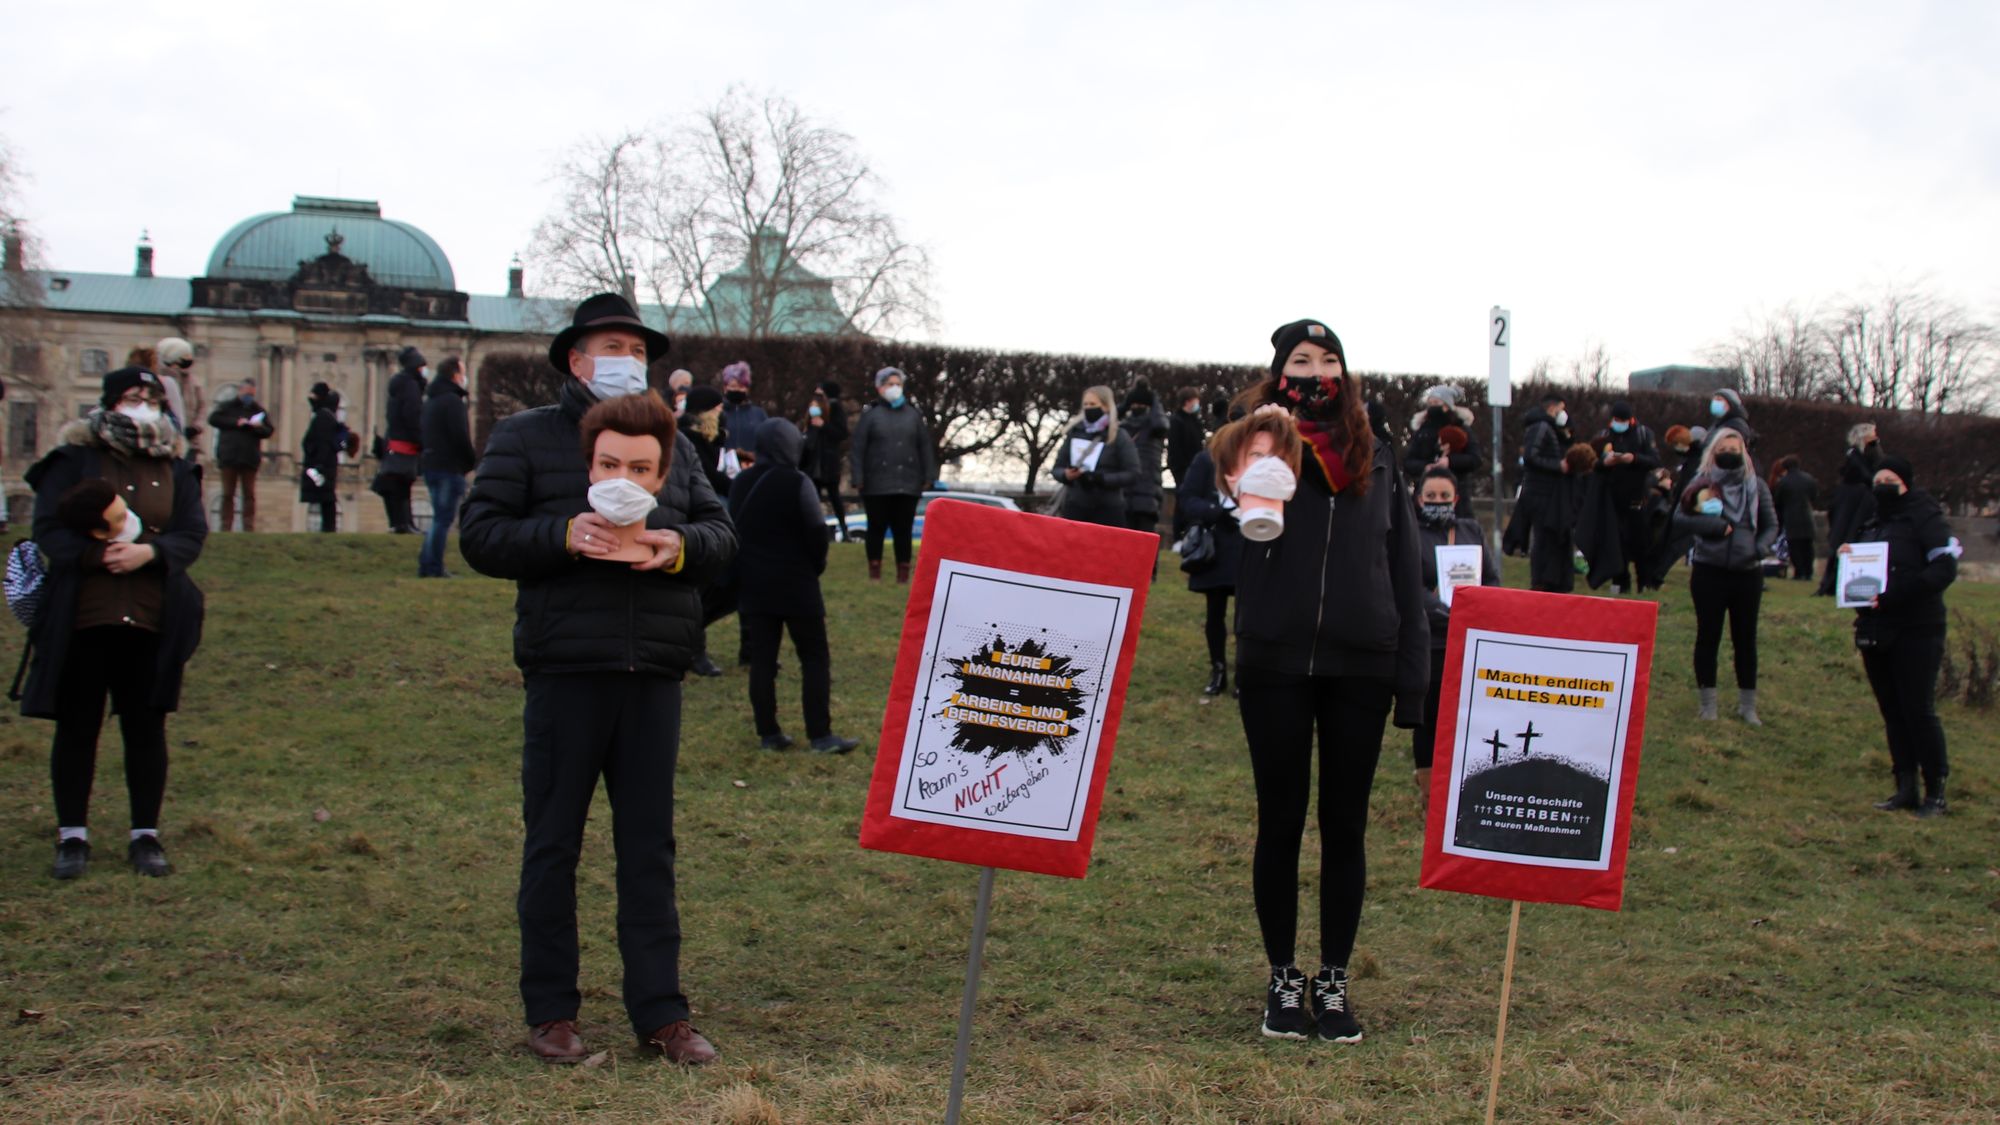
[
  {"left": 1228, "top": 320, "right": 1429, "bottom": 1045},
  {"left": 1051, "top": 385, "right": 1140, "bottom": 528},
  {"left": 1846, "top": 455, "right": 1957, "bottom": 817},
  {"left": 1413, "top": 467, "right": 1498, "bottom": 810},
  {"left": 1671, "top": 429, "right": 1777, "bottom": 725}
]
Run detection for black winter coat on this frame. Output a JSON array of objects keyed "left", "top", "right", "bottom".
[
  {"left": 1119, "top": 406, "right": 1170, "bottom": 515},
  {"left": 1826, "top": 446, "right": 1878, "bottom": 551},
  {"left": 1404, "top": 405, "right": 1483, "bottom": 489},
  {"left": 727, "top": 420, "right": 829, "bottom": 619},
  {"left": 1851, "top": 489, "right": 1956, "bottom": 633},
  {"left": 1517, "top": 407, "right": 1572, "bottom": 530},
  {"left": 207, "top": 393, "right": 273, "bottom": 469},
  {"left": 21, "top": 434, "right": 207, "bottom": 718},
  {"left": 459, "top": 378, "right": 737, "bottom": 677},
  {"left": 800, "top": 402, "right": 849, "bottom": 487},
  {"left": 1167, "top": 409, "right": 1206, "bottom": 483},
  {"left": 1051, "top": 420, "right": 1139, "bottom": 527},
  {"left": 1175, "top": 449, "right": 1241, "bottom": 593},
  {"left": 850, "top": 401, "right": 936, "bottom": 497},
  {"left": 299, "top": 406, "right": 341, "bottom": 504},
  {"left": 1234, "top": 437, "right": 1431, "bottom": 727},
  {"left": 1587, "top": 422, "right": 1662, "bottom": 508},
  {"left": 1418, "top": 515, "right": 1499, "bottom": 652},
  {"left": 721, "top": 399, "right": 769, "bottom": 456},
  {"left": 387, "top": 366, "right": 425, "bottom": 445},
  {"left": 420, "top": 377, "right": 477, "bottom": 474},
  {"left": 683, "top": 417, "right": 732, "bottom": 500},
  {"left": 1772, "top": 469, "right": 1818, "bottom": 544}
]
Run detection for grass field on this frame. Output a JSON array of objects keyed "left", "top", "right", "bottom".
[{"left": 1, "top": 534, "right": 1995, "bottom": 1124}]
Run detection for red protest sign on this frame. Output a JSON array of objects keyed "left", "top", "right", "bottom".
[
  {"left": 858, "top": 500, "right": 1155, "bottom": 878},
  {"left": 1419, "top": 587, "right": 1657, "bottom": 911}
]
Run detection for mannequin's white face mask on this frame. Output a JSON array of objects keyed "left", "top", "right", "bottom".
[{"left": 586, "top": 477, "right": 659, "bottom": 526}]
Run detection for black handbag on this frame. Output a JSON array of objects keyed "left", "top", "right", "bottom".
[{"left": 1178, "top": 522, "right": 1218, "bottom": 574}]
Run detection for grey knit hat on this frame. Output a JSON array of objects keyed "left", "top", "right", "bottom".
[
  {"left": 1422, "top": 384, "right": 1460, "bottom": 407},
  {"left": 875, "top": 366, "right": 906, "bottom": 387}
]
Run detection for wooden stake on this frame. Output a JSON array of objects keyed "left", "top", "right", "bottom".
[{"left": 1484, "top": 899, "right": 1523, "bottom": 1125}]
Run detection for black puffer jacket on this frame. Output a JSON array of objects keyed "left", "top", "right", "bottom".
[
  {"left": 459, "top": 379, "right": 736, "bottom": 677},
  {"left": 1175, "top": 449, "right": 1241, "bottom": 593},
  {"left": 1051, "top": 420, "right": 1139, "bottom": 527},
  {"left": 1404, "top": 404, "right": 1482, "bottom": 487},
  {"left": 1119, "top": 405, "right": 1169, "bottom": 515},
  {"left": 1517, "top": 405, "right": 1571, "bottom": 527},
  {"left": 1418, "top": 514, "right": 1499, "bottom": 652},
  {"left": 849, "top": 400, "right": 936, "bottom": 496},
  {"left": 386, "top": 363, "right": 425, "bottom": 446},
  {"left": 1826, "top": 445, "right": 1878, "bottom": 550},
  {"left": 1851, "top": 489, "right": 1956, "bottom": 632},
  {"left": 1233, "top": 437, "right": 1431, "bottom": 727},
  {"left": 420, "top": 375, "right": 477, "bottom": 474},
  {"left": 728, "top": 419, "right": 829, "bottom": 620}
]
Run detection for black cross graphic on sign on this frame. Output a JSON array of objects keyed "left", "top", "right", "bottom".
[
  {"left": 1515, "top": 720, "right": 1542, "bottom": 758},
  {"left": 1484, "top": 729, "right": 1508, "bottom": 765}
]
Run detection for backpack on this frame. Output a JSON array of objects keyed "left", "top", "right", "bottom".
[{"left": 4, "top": 538, "right": 48, "bottom": 629}]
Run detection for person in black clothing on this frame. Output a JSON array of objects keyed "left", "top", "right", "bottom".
[
  {"left": 1587, "top": 401, "right": 1662, "bottom": 593},
  {"left": 1411, "top": 468, "right": 1497, "bottom": 810},
  {"left": 1231, "top": 319, "right": 1428, "bottom": 1046},
  {"left": 1166, "top": 386, "right": 1207, "bottom": 541},
  {"left": 848, "top": 367, "right": 937, "bottom": 584},
  {"left": 1518, "top": 393, "right": 1575, "bottom": 592},
  {"left": 800, "top": 381, "right": 851, "bottom": 542},
  {"left": 1769, "top": 455, "right": 1818, "bottom": 580},
  {"left": 23, "top": 366, "right": 206, "bottom": 880},
  {"left": 418, "top": 357, "right": 477, "bottom": 578},
  {"left": 1403, "top": 384, "right": 1481, "bottom": 515},
  {"left": 1119, "top": 383, "right": 1170, "bottom": 539},
  {"left": 207, "top": 378, "right": 272, "bottom": 531},
  {"left": 1052, "top": 385, "right": 1140, "bottom": 528},
  {"left": 1817, "top": 423, "right": 1881, "bottom": 596},
  {"left": 459, "top": 292, "right": 733, "bottom": 1067},
  {"left": 376, "top": 346, "right": 426, "bottom": 533},
  {"left": 1847, "top": 455, "right": 1957, "bottom": 817},
  {"left": 729, "top": 418, "right": 860, "bottom": 754},
  {"left": 299, "top": 383, "right": 343, "bottom": 532},
  {"left": 1704, "top": 388, "right": 1756, "bottom": 452},
  {"left": 1175, "top": 446, "right": 1242, "bottom": 697},
  {"left": 677, "top": 385, "right": 732, "bottom": 678}
]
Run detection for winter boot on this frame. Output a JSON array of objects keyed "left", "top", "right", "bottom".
[
  {"left": 1736, "top": 689, "right": 1762, "bottom": 727},
  {"left": 1696, "top": 687, "right": 1718, "bottom": 721},
  {"left": 1310, "top": 965, "right": 1363, "bottom": 1043},
  {"left": 896, "top": 562, "right": 911, "bottom": 585},
  {"left": 1873, "top": 772, "right": 1919, "bottom": 812},
  {"left": 868, "top": 558, "right": 883, "bottom": 583},
  {"left": 1203, "top": 661, "right": 1227, "bottom": 696},
  {"left": 1260, "top": 965, "right": 1313, "bottom": 1041},
  {"left": 1414, "top": 767, "right": 1433, "bottom": 818},
  {"left": 1916, "top": 778, "right": 1949, "bottom": 819}
]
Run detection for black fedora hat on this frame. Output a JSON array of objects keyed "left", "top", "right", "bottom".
[{"left": 547, "top": 292, "right": 671, "bottom": 372}]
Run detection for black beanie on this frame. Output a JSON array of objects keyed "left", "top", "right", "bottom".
[
  {"left": 1610, "top": 400, "right": 1635, "bottom": 419},
  {"left": 818, "top": 379, "right": 843, "bottom": 399},
  {"left": 399, "top": 346, "right": 426, "bottom": 370},
  {"left": 100, "top": 365, "right": 162, "bottom": 409},
  {"left": 1269, "top": 319, "right": 1345, "bottom": 377},
  {"left": 1125, "top": 386, "right": 1156, "bottom": 409},
  {"left": 684, "top": 385, "right": 724, "bottom": 414},
  {"left": 1876, "top": 454, "right": 1914, "bottom": 487}
]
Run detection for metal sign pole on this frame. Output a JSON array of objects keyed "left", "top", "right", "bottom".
[
  {"left": 1488, "top": 307, "right": 1513, "bottom": 559},
  {"left": 944, "top": 866, "right": 997, "bottom": 1125}
]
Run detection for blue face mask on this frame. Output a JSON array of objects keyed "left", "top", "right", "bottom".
[
  {"left": 1699, "top": 497, "right": 1724, "bottom": 516},
  {"left": 1709, "top": 399, "right": 1727, "bottom": 418},
  {"left": 1610, "top": 421, "right": 1630, "bottom": 434},
  {"left": 588, "top": 355, "right": 649, "bottom": 400},
  {"left": 808, "top": 405, "right": 822, "bottom": 418}
]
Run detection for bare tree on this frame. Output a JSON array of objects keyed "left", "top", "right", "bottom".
[
  {"left": 1564, "top": 341, "right": 1613, "bottom": 391},
  {"left": 526, "top": 89, "right": 935, "bottom": 339},
  {"left": 1705, "top": 304, "right": 1828, "bottom": 399},
  {"left": 1, "top": 129, "right": 54, "bottom": 429},
  {"left": 1820, "top": 284, "right": 1997, "bottom": 414}
]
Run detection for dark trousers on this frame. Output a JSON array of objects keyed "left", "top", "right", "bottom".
[
  {"left": 1689, "top": 563, "right": 1762, "bottom": 689},
  {"left": 1529, "top": 522, "right": 1574, "bottom": 592},
  {"left": 51, "top": 626, "right": 168, "bottom": 830},
  {"left": 313, "top": 499, "right": 338, "bottom": 532},
  {"left": 1862, "top": 629, "right": 1949, "bottom": 784},
  {"left": 862, "top": 493, "right": 919, "bottom": 564},
  {"left": 1616, "top": 506, "right": 1649, "bottom": 590},
  {"left": 218, "top": 464, "right": 258, "bottom": 531},
  {"left": 1412, "top": 648, "right": 1448, "bottom": 769},
  {"left": 815, "top": 479, "right": 848, "bottom": 541},
  {"left": 743, "top": 613, "right": 832, "bottom": 739},
  {"left": 379, "top": 473, "right": 414, "bottom": 531},
  {"left": 1202, "top": 588, "right": 1231, "bottom": 665},
  {"left": 1789, "top": 536, "right": 1814, "bottom": 579},
  {"left": 518, "top": 673, "right": 687, "bottom": 1035},
  {"left": 419, "top": 471, "right": 466, "bottom": 576},
  {"left": 1238, "top": 670, "right": 1392, "bottom": 970}
]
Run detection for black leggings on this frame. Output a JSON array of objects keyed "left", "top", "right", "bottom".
[
  {"left": 51, "top": 626, "right": 169, "bottom": 830},
  {"left": 816, "top": 480, "right": 848, "bottom": 540},
  {"left": 1861, "top": 629, "right": 1948, "bottom": 784},
  {"left": 1789, "top": 537, "right": 1814, "bottom": 579},
  {"left": 862, "top": 493, "right": 919, "bottom": 564},
  {"left": 1202, "top": 589, "right": 1231, "bottom": 665},
  {"left": 1689, "top": 563, "right": 1762, "bottom": 689},
  {"left": 1238, "top": 670, "right": 1392, "bottom": 970},
  {"left": 1412, "top": 648, "right": 1448, "bottom": 769}
]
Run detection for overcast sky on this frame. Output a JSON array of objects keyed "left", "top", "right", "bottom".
[{"left": 5, "top": 0, "right": 1996, "bottom": 381}]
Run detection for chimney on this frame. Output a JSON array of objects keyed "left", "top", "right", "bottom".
[
  {"left": 135, "top": 229, "right": 155, "bottom": 278},
  {"left": 2, "top": 222, "right": 21, "bottom": 272},
  {"left": 620, "top": 272, "right": 636, "bottom": 305},
  {"left": 507, "top": 253, "right": 524, "bottom": 298}
]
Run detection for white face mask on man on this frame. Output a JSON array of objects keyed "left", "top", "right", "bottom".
[
  {"left": 589, "top": 356, "right": 649, "bottom": 400},
  {"left": 117, "top": 402, "right": 163, "bottom": 428}
]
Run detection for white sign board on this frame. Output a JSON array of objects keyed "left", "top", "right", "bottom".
[
  {"left": 1836, "top": 542, "right": 1890, "bottom": 608},
  {"left": 1436, "top": 544, "right": 1485, "bottom": 608},
  {"left": 1489, "top": 306, "right": 1512, "bottom": 407}
]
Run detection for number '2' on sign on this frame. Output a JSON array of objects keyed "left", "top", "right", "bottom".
[{"left": 1489, "top": 306, "right": 1512, "bottom": 408}]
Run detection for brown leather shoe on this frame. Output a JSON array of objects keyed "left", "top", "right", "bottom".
[
  {"left": 527, "top": 1018, "right": 589, "bottom": 1063},
  {"left": 640, "top": 1020, "right": 718, "bottom": 1065}
]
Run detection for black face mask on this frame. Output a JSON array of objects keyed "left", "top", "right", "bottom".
[
  {"left": 1873, "top": 483, "right": 1904, "bottom": 505},
  {"left": 725, "top": 390, "right": 748, "bottom": 404},
  {"left": 1427, "top": 406, "right": 1451, "bottom": 423},
  {"left": 1279, "top": 377, "right": 1339, "bottom": 422},
  {"left": 1863, "top": 443, "right": 1882, "bottom": 465},
  {"left": 1713, "top": 452, "right": 1745, "bottom": 472},
  {"left": 1082, "top": 406, "right": 1105, "bottom": 425}
]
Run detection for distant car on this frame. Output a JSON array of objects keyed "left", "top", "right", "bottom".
[{"left": 827, "top": 490, "right": 1022, "bottom": 541}]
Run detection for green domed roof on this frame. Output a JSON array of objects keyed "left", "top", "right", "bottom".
[{"left": 205, "top": 196, "right": 457, "bottom": 290}]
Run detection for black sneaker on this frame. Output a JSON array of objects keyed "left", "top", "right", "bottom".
[
  {"left": 808, "top": 734, "right": 860, "bottom": 754},
  {"left": 759, "top": 732, "right": 795, "bottom": 751},
  {"left": 53, "top": 838, "right": 90, "bottom": 880},
  {"left": 128, "top": 835, "right": 170, "bottom": 877},
  {"left": 1261, "top": 966, "right": 1313, "bottom": 1040},
  {"left": 691, "top": 655, "right": 724, "bottom": 678},
  {"left": 1311, "top": 966, "right": 1363, "bottom": 1043}
]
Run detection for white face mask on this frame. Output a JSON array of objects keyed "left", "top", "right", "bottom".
[
  {"left": 589, "top": 355, "right": 649, "bottom": 400},
  {"left": 114, "top": 509, "right": 143, "bottom": 543},
  {"left": 1554, "top": 409, "right": 1569, "bottom": 427},
  {"left": 335, "top": 408, "right": 348, "bottom": 425},
  {"left": 880, "top": 384, "right": 904, "bottom": 405},
  {"left": 586, "top": 477, "right": 660, "bottom": 526},
  {"left": 117, "top": 403, "right": 162, "bottom": 427}
]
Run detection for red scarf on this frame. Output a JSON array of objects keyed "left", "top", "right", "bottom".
[{"left": 1295, "top": 418, "right": 1352, "bottom": 492}]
